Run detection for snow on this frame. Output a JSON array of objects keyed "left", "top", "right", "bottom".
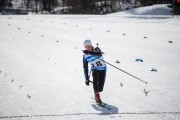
[
  {"left": 110, "top": 4, "right": 172, "bottom": 15},
  {"left": 0, "top": 12, "right": 180, "bottom": 119}
]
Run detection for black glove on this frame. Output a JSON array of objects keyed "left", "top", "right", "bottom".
[{"left": 85, "top": 80, "right": 90, "bottom": 86}]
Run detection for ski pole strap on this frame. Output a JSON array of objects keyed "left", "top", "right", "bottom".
[
  {"left": 89, "top": 80, "right": 93, "bottom": 83},
  {"left": 88, "top": 70, "right": 93, "bottom": 83},
  {"left": 88, "top": 69, "right": 92, "bottom": 80}
]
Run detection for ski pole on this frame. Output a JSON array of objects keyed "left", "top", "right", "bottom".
[
  {"left": 99, "top": 58, "right": 148, "bottom": 84},
  {"left": 94, "top": 43, "right": 147, "bottom": 84}
]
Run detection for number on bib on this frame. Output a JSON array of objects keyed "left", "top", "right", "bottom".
[
  {"left": 96, "top": 61, "right": 102, "bottom": 67},
  {"left": 91, "top": 61, "right": 103, "bottom": 67}
]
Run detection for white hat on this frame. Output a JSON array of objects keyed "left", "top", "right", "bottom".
[{"left": 83, "top": 40, "right": 92, "bottom": 46}]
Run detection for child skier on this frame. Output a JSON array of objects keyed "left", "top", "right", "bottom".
[{"left": 83, "top": 40, "right": 107, "bottom": 104}]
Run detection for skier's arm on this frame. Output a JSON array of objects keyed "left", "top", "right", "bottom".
[
  {"left": 83, "top": 50, "right": 102, "bottom": 56},
  {"left": 83, "top": 56, "right": 89, "bottom": 80}
]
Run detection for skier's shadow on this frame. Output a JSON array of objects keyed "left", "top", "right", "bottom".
[{"left": 91, "top": 103, "right": 118, "bottom": 115}]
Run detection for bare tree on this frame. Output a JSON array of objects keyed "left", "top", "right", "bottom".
[
  {"left": 0, "top": 0, "right": 4, "bottom": 11},
  {"left": 35, "top": 0, "right": 38, "bottom": 13},
  {"left": 117, "top": 0, "right": 121, "bottom": 10}
]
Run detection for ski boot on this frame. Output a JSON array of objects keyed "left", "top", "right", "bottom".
[{"left": 95, "top": 92, "right": 102, "bottom": 104}]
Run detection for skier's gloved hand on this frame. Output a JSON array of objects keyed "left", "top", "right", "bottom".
[
  {"left": 95, "top": 47, "right": 101, "bottom": 51},
  {"left": 85, "top": 80, "right": 90, "bottom": 86}
]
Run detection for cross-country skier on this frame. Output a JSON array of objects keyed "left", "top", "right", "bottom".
[{"left": 83, "top": 40, "right": 107, "bottom": 104}]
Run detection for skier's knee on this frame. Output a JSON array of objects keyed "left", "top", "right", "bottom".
[{"left": 99, "top": 89, "right": 103, "bottom": 92}]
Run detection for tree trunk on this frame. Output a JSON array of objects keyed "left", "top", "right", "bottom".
[
  {"left": 0, "top": 0, "right": 4, "bottom": 11},
  {"left": 100, "top": 0, "right": 103, "bottom": 11},
  {"left": 43, "top": 0, "right": 45, "bottom": 11},
  {"left": 48, "top": 0, "right": 51, "bottom": 11},
  {"left": 35, "top": 0, "right": 38, "bottom": 13},
  {"left": 62, "top": 0, "right": 64, "bottom": 13},
  {"left": 117, "top": 0, "right": 121, "bottom": 10}
]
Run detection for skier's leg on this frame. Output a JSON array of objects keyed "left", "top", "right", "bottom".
[
  {"left": 93, "top": 70, "right": 101, "bottom": 103},
  {"left": 99, "top": 70, "right": 106, "bottom": 92},
  {"left": 92, "top": 70, "right": 99, "bottom": 93}
]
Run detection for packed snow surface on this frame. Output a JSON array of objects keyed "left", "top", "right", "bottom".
[{"left": 0, "top": 13, "right": 180, "bottom": 120}]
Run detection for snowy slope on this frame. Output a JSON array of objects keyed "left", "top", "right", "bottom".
[
  {"left": 110, "top": 4, "right": 172, "bottom": 15},
  {"left": 0, "top": 14, "right": 180, "bottom": 120}
]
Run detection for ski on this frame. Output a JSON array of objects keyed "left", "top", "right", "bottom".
[
  {"left": 91, "top": 97, "right": 111, "bottom": 110},
  {"left": 97, "top": 103, "right": 111, "bottom": 110}
]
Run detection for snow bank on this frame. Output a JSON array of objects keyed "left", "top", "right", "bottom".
[{"left": 110, "top": 4, "right": 172, "bottom": 15}]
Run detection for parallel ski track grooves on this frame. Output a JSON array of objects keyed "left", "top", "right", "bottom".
[{"left": 0, "top": 112, "right": 180, "bottom": 119}]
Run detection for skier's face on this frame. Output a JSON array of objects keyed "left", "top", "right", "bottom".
[{"left": 85, "top": 45, "right": 93, "bottom": 52}]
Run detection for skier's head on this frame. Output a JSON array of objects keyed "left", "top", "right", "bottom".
[{"left": 84, "top": 39, "right": 93, "bottom": 51}]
